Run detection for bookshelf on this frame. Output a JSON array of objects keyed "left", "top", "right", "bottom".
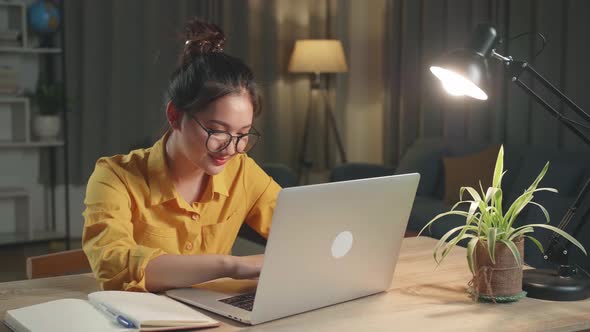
[{"left": 0, "top": 0, "right": 70, "bottom": 248}]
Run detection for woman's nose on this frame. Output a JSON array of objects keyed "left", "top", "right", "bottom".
[{"left": 224, "top": 138, "right": 237, "bottom": 155}]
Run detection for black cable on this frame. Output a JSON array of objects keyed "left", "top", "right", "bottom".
[
  {"left": 507, "top": 31, "right": 547, "bottom": 61},
  {"left": 533, "top": 33, "right": 547, "bottom": 58},
  {"left": 561, "top": 115, "right": 590, "bottom": 132}
]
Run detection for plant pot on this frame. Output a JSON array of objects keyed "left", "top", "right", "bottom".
[
  {"left": 33, "top": 115, "right": 61, "bottom": 141},
  {"left": 471, "top": 237, "right": 525, "bottom": 302}
]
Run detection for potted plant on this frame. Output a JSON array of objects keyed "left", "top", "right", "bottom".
[
  {"left": 418, "top": 145, "right": 586, "bottom": 302},
  {"left": 28, "top": 82, "right": 65, "bottom": 141}
]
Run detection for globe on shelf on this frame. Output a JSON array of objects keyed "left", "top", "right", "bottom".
[{"left": 28, "top": 0, "right": 61, "bottom": 35}]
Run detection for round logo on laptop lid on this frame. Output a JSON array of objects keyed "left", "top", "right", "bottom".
[{"left": 331, "top": 231, "right": 353, "bottom": 258}]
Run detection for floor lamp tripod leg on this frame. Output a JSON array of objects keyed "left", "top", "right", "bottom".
[
  {"left": 324, "top": 91, "right": 331, "bottom": 169},
  {"left": 298, "top": 90, "right": 315, "bottom": 184},
  {"left": 323, "top": 90, "right": 348, "bottom": 163}
]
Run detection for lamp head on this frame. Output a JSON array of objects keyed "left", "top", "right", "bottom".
[{"left": 430, "top": 24, "right": 499, "bottom": 100}]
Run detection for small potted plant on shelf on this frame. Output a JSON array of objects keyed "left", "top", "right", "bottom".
[
  {"left": 28, "top": 81, "right": 65, "bottom": 141},
  {"left": 418, "top": 145, "right": 586, "bottom": 302}
]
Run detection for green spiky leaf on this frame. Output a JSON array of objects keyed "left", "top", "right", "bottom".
[{"left": 419, "top": 146, "right": 586, "bottom": 269}]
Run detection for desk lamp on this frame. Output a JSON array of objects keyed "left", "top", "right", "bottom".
[{"left": 430, "top": 23, "right": 590, "bottom": 301}]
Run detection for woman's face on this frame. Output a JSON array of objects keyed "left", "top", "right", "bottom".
[{"left": 177, "top": 92, "right": 254, "bottom": 175}]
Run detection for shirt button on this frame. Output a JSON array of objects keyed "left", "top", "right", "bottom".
[
  {"left": 191, "top": 213, "right": 199, "bottom": 221},
  {"left": 185, "top": 242, "right": 193, "bottom": 251}
]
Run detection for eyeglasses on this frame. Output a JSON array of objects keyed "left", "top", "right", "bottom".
[{"left": 189, "top": 114, "right": 261, "bottom": 154}]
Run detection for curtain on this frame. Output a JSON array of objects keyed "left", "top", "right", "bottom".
[
  {"left": 225, "top": 0, "right": 388, "bottom": 171},
  {"left": 62, "top": 0, "right": 392, "bottom": 184},
  {"left": 383, "top": 0, "right": 590, "bottom": 166},
  {"left": 63, "top": 0, "right": 222, "bottom": 184},
  {"left": 222, "top": 0, "right": 328, "bottom": 171}
]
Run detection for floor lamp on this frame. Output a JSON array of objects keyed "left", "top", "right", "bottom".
[{"left": 288, "top": 39, "right": 348, "bottom": 183}]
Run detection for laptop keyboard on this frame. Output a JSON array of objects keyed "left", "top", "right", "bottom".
[{"left": 219, "top": 292, "right": 256, "bottom": 311}]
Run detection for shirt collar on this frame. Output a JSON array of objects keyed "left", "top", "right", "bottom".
[
  {"left": 211, "top": 169, "right": 229, "bottom": 198},
  {"left": 148, "top": 131, "right": 230, "bottom": 206},
  {"left": 147, "top": 132, "right": 176, "bottom": 205}
]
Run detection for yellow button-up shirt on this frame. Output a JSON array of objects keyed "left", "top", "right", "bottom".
[{"left": 82, "top": 133, "right": 281, "bottom": 292}]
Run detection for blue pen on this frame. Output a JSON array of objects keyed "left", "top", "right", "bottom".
[
  {"left": 95, "top": 303, "right": 136, "bottom": 329},
  {"left": 116, "top": 315, "right": 135, "bottom": 329}
]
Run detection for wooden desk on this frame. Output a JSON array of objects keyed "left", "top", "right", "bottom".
[{"left": 1, "top": 237, "right": 590, "bottom": 332}]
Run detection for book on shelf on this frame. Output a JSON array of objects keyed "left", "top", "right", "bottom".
[
  {"left": 0, "top": 86, "right": 20, "bottom": 95},
  {"left": 0, "top": 64, "right": 21, "bottom": 95},
  {"left": 0, "top": 29, "right": 21, "bottom": 47}
]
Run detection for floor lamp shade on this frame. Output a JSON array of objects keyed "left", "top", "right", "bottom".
[{"left": 288, "top": 40, "right": 348, "bottom": 73}]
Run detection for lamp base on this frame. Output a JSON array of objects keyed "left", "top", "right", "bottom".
[{"left": 523, "top": 267, "right": 590, "bottom": 301}]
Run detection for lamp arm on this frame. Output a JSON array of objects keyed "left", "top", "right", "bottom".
[
  {"left": 499, "top": 57, "right": 590, "bottom": 146},
  {"left": 493, "top": 52, "right": 590, "bottom": 266},
  {"left": 521, "top": 62, "right": 590, "bottom": 124}
]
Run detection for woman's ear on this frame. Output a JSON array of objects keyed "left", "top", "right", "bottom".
[{"left": 165, "top": 101, "right": 182, "bottom": 130}]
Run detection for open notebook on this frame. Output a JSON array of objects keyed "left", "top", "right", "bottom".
[{"left": 4, "top": 291, "right": 220, "bottom": 332}]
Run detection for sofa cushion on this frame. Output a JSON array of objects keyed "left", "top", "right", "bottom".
[
  {"left": 407, "top": 196, "right": 449, "bottom": 234},
  {"left": 261, "top": 163, "right": 298, "bottom": 188},
  {"left": 505, "top": 156, "right": 586, "bottom": 210},
  {"left": 395, "top": 138, "right": 448, "bottom": 196},
  {"left": 330, "top": 163, "right": 395, "bottom": 182},
  {"left": 427, "top": 210, "right": 470, "bottom": 242},
  {"left": 442, "top": 144, "right": 500, "bottom": 205},
  {"left": 406, "top": 195, "right": 470, "bottom": 238}
]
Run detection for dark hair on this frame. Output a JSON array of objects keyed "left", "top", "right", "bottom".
[{"left": 167, "top": 18, "right": 261, "bottom": 117}]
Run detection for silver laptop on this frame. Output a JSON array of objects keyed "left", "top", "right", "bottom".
[{"left": 166, "top": 173, "right": 420, "bottom": 325}]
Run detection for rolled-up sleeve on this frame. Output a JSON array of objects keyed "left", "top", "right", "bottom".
[
  {"left": 82, "top": 161, "right": 166, "bottom": 292},
  {"left": 243, "top": 158, "right": 282, "bottom": 239}
]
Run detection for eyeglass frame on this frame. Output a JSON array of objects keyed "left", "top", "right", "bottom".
[{"left": 187, "top": 113, "right": 261, "bottom": 154}]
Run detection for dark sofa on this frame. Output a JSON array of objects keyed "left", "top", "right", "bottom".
[
  {"left": 238, "top": 140, "right": 590, "bottom": 271},
  {"left": 330, "top": 138, "right": 590, "bottom": 271}
]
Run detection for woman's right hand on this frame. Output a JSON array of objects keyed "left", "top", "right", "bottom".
[{"left": 228, "top": 254, "right": 264, "bottom": 279}]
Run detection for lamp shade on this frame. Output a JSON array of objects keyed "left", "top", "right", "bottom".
[
  {"left": 430, "top": 50, "right": 490, "bottom": 100},
  {"left": 288, "top": 39, "right": 348, "bottom": 73},
  {"left": 430, "top": 24, "right": 498, "bottom": 100}
]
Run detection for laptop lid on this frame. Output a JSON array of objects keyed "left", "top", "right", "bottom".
[{"left": 249, "top": 173, "right": 419, "bottom": 324}]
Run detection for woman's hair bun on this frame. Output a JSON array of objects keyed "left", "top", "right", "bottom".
[{"left": 180, "top": 18, "right": 225, "bottom": 65}]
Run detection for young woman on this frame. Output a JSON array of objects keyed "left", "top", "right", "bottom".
[{"left": 82, "top": 18, "right": 281, "bottom": 292}]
